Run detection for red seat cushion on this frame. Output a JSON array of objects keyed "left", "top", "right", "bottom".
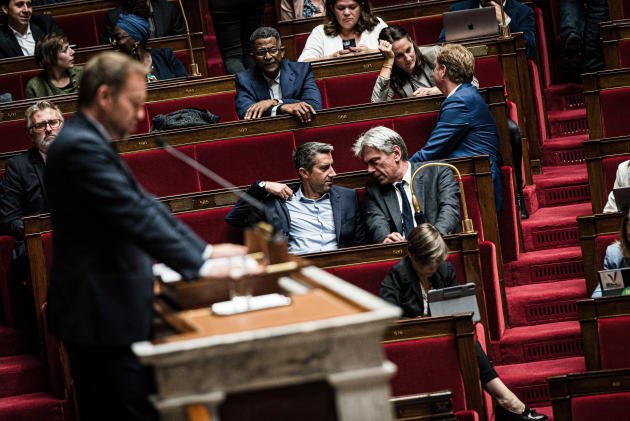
[
  {"left": 55, "top": 14, "right": 99, "bottom": 48},
  {"left": 323, "top": 72, "right": 379, "bottom": 108},
  {"left": 571, "top": 391, "right": 630, "bottom": 421},
  {"left": 294, "top": 119, "right": 393, "bottom": 174},
  {"left": 391, "top": 113, "right": 440, "bottom": 153},
  {"left": 195, "top": 132, "right": 296, "bottom": 190},
  {"left": 176, "top": 207, "right": 243, "bottom": 244},
  {"left": 600, "top": 88, "right": 630, "bottom": 138},
  {"left": 474, "top": 57, "right": 504, "bottom": 88},
  {"left": 598, "top": 315, "right": 630, "bottom": 369},
  {"left": 122, "top": 146, "right": 201, "bottom": 197},
  {"left": 326, "top": 260, "right": 397, "bottom": 296},
  {"left": 146, "top": 92, "right": 238, "bottom": 125}
]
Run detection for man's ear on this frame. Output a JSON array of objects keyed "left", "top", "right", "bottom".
[
  {"left": 298, "top": 167, "right": 309, "bottom": 180},
  {"left": 94, "top": 84, "right": 112, "bottom": 110},
  {"left": 391, "top": 145, "right": 402, "bottom": 161}
]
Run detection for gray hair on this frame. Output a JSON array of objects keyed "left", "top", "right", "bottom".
[
  {"left": 250, "top": 27, "right": 281, "bottom": 47},
  {"left": 293, "top": 142, "right": 334, "bottom": 175},
  {"left": 25, "top": 100, "right": 64, "bottom": 130},
  {"left": 352, "top": 126, "right": 408, "bottom": 160}
]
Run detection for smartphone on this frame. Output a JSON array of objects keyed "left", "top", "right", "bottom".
[{"left": 342, "top": 38, "right": 356, "bottom": 50}]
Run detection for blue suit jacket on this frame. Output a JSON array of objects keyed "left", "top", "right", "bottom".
[
  {"left": 234, "top": 59, "right": 322, "bottom": 120},
  {"left": 437, "top": 0, "right": 536, "bottom": 60},
  {"left": 409, "top": 83, "right": 503, "bottom": 210},
  {"left": 225, "top": 182, "right": 366, "bottom": 250}
]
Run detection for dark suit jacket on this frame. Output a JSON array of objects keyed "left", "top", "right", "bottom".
[
  {"left": 437, "top": 0, "right": 536, "bottom": 59},
  {"left": 100, "top": 0, "right": 185, "bottom": 44},
  {"left": 0, "top": 147, "right": 48, "bottom": 239},
  {"left": 234, "top": 59, "right": 322, "bottom": 120},
  {"left": 380, "top": 256, "right": 457, "bottom": 318},
  {"left": 0, "top": 15, "right": 63, "bottom": 59},
  {"left": 364, "top": 162, "right": 460, "bottom": 243},
  {"left": 45, "top": 112, "right": 206, "bottom": 346},
  {"left": 225, "top": 182, "right": 366, "bottom": 251},
  {"left": 150, "top": 47, "right": 187, "bottom": 80},
  {"left": 409, "top": 83, "right": 503, "bottom": 210}
]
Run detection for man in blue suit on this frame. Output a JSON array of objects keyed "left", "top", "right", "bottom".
[
  {"left": 409, "top": 43, "right": 503, "bottom": 211},
  {"left": 235, "top": 26, "right": 322, "bottom": 122},
  {"left": 437, "top": 0, "right": 536, "bottom": 60},
  {"left": 226, "top": 142, "right": 366, "bottom": 254}
]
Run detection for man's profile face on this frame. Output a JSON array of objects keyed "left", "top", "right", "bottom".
[
  {"left": 29, "top": 107, "right": 62, "bottom": 156},
  {"left": 361, "top": 146, "right": 402, "bottom": 185},
  {"left": 302, "top": 152, "right": 336, "bottom": 196},
  {"left": 105, "top": 72, "right": 147, "bottom": 139},
  {"left": 252, "top": 37, "right": 284, "bottom": 79},
  {"left": 2, "top": 0, "right": 32, "bottom": 29},
  {"left": 433, "top": 57, "right": 447, "bottom": 93}
]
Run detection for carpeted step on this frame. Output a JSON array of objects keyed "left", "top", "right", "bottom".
[
  {"left": 492, "top": 321, "right": 582, "bottom": 365},
  {"left": 541, "top": 134, "right": 589, "bottom": 166},
  {"left": 503, "top": 246, "right": 584, "bottom": 287},
  {"left": 547, "top": 108, "right": 588, "bottom": 138},
  {"left": 520, "top": 202, "right": 591, "bottom": 251},
  {"left": 0, "top": 392, "right": 66, "bottom": 420},
  {"left": 494, "top": 356, "right": 585, "bottom": 406},
  {"left": 544, "top": 83, "right": 584, "bottom": 111},
  {"left": 531, "top": 164, "right": 589, "bottom": 208},
  {"left": 506, "top": 279, "right": 587, "bottom": 327},
  {"left": 0, "top": 355, "right": 46, "bottom": 398},
  {"left": 0, "top": 325, "right": 27, "bottom": 357}
]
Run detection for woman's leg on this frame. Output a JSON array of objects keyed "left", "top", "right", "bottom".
[{"left": 476, "top": 342, "right": 525, "bottom": 413}]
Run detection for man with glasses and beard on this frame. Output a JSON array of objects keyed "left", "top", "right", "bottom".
[{"left": 235, "top": 26, "right": 322, "bottom": 122}]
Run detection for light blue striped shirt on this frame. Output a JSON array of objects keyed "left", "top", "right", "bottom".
[{"left": 284, "top": 187, "right": 337, "bottom": 254}]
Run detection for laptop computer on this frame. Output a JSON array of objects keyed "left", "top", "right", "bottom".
[
  {"left": 427, "top": 282, "right": 480, "bottom": 322},
  {"left": 597, "top": 267, "right": 630, "bottom": 296},
  {"left": 612, "top": 186, "right": 630, "bottom": 211},
  {"left": 443, "top": 7, "right": 499, "bottom": 42}
]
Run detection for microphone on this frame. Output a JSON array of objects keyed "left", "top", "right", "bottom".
[{"left": 175, "top": 0, "right": 201, "bottom": 76}]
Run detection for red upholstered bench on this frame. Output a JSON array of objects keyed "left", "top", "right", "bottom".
[
  {"left": 55, "top": 14, "right": 100, "bottom": 48},
  {"left": 176, "top": 207, "right": 243, "bottom": 244},
  {"left": 389, "top": 15, "right": 442, "bottom": 47},
  {"left": 326, "top": 260, "right": 397, "bottom": 297},
  {"left": 0, "top": 72, "right": 26, "bottom": 101},
  {"left": 0, "top": 119, "right": 36, "bottom": 154},
  {"left": 600, "top": 88, "right": 630, "bottom": 138},
  {"left": 391, "top": 113, "right": 439, "bottom": 153},
  {"left": 602, "top": 155, "right": 630, "bottom": 198},
  {"left": 145, "top": 92, "right": 238, "bottom": 128},
  {"left": 322, "top": 72, "right": 379, "bottom": 108},
  {"left": 474, "top": 57, "right": 504, "bottom": 89},
  {"left": 121, "top": 145, "right": 202, "bottom": 197},
  {"left": 598, "top": 315, "right": 630, "bottom": 369},
  {"left": 203, "top": 10, "right": 225, "bottom": 77},
  {"left": 570, "top": 391, "right": 630, "bottom": 421}
]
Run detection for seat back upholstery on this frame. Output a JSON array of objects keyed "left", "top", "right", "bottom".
[
  {"left": 620, "top": 39, "right": 630, "bottom": 68},
  {"left": 175, "top": 207, "right": 242, "bottom": 244},
  {"left": 322, "top": 72, "right": 379, "bottom": 108},
  {"left": 600, "top": 88, "right": 630, "bottom": 138},
  {"left": 145, "top": 92, "right": 238, "bottom": 127},
  {"left": 598, "top": 315, "right": 630, "bottom": 369},
  {"left": 55, "top": 13, "right": 101, "bottom": 48},
  {"left": 571, "top": 392, "right": 630, "bottom": 421},
  {"left": 389, "top": 15, "right": 443, "bottom": 47},
  {"left": 601, "top": 156, "right": 630, "bottom": 195}
]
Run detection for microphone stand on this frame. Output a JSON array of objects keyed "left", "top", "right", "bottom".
[
  {"left": 498, "top": 1, "right": 510, "bottom": 39},
  {"left": 176, "top": 0, "right": 202, "bottom": 76}
]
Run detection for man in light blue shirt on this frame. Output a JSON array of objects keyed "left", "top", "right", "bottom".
[{"left": 225, "top": 142, "right": 366, "bottom": 254}]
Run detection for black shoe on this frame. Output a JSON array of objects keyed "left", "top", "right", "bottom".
[
  {"left": 562, "top": 33, "right": 582, "bottom": 83},
  {"left": 516, "top": 188, "right": 529, "bottom": 219},
  {"left": 495, "top": 405, "right": 548, "bottom": 421}
]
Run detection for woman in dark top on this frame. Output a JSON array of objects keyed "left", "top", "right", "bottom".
[
  {"left": 111, "top": 13, "right": 187, "bottom": 81},
  {"left": 381, "top": 224, "right": 547, "bottom": 421}
]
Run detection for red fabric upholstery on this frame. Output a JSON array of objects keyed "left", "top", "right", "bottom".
[
  {"left": 625, "top": 0, "right": 630, "bottom": 19},
  {"left": 479, "top": 241, "right": 505, "bottom": 339},
  {"left": 533, "top": 7, "right": 551, "bottom": 87},
  {"left": 455, "top": 410, "right": 479, "bottom": 421},
  {"left": 293, "top": 34, "right": 309, "bottom": 59},
  {"left": 600, "top": 88, "right": 630, "bottom": 138},
  {"left": 0, "top": 235, "right": 16, "bottom": 326},
  {"left": 598, "top": 315, "right": 630, "bottom": 369},
  {"left": 195, "top": 132, "right": 296, "bottom": 190},
  {"left": 322, "top": 72, "right": 379, "bottom": 108},
  {"left": 474, "top": 57, "right": 504, "bottom": 88},
  {"left": 528, "top": 59, "right": 548, "bottom": 144},
  {"left": 446, "top": 252, "right": 466, "bottom": 283},
  {"left": 174, "top": 50, "right": 191, "bottom": 72},
  {"left": 602, "top": 156, "right": 630, "bottom": 194},
  {"left": 391, "top": 113, "right": 439, "bottom": 153},
  {"left": 595, "top": 234, "right": 619, "bottom": 268},
  {"left": 294, "top": 119, "right": 392, "bottom": 174},
  {"left": 42, "top": 232, "right": 53, "bottom": 276},
  {"left": 55, "top": 14, "right": 99, "bottom": 48},
  {"left": 571, "top": 391, "right": 630, "bottom": 421},
  {"left": 326, "top": 260, "right": 397, "bottom": 296},
  {"left": 393, "top": 15, "right": 443, "bottom": 47},
  {"left": 40, "top": 302, "right": 64, "bottom": 399},
  {"left": 316, "top": 79, "right": 328, "bottom": 108},
  {"left": 203, "top": 11, "right": 225, "bottom": 76},
  {"left": 385, "top": 336, "right": 467, "bottom": 410},
  {"left": 498, "top": 166, "right": 519, "bottom": 262},
  {"left": 356, "top": 187, "right": 366, "bottom": 210},
  {"left": 0, "top": 72, "right": 25, "bottom": 101},
  {"left": 620, "top": 40, "right": 630, "bottom": 68},
  {"left": 176, "top": 207, "right": 243, "bottom": 244},
  {"left": 122, "top": 146, "right": 201, "bottom": 197},
  {"left": 461, "top": 175, "right": 483, "bottom": 241},
  {"left": 0, "top": 120, "right": 35, "bottom": 154},
  {"left": 145, "top": 92, "right": 238, "bottom": 125}
]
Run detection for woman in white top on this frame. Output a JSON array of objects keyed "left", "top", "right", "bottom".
[
  {"left": 604, "top": 160, "right": 630, "bottom": 213},
  {"left": 298, "top": 0, "right": 387, "bottom": 62}
]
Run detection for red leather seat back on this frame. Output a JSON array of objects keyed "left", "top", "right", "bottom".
[
  {"left": 600, "top": 88, "right": 630, "bottom": 138},
  {"left": 327, "top": 260, "right": 397, "bottom": 296},
  {"left": 176, "top": 207, "right": 243, "bottom": 244},
  {"left": 0, "top": 120, "right": 35, "bottom": 153},
  {"left": 598, "top": 316, "right": 630, "bottom": 369},
  {"left": 323, "top": 72, "right": 379, "bottom": 107},
  {"left": 55, "top": 14, "right": 99, "bottom": 48},
  {"left": 474, "top": 56, "right": 504, "bottom": 88},
  {"left": 391, "top": 113, "right": 440, "bottom": 153},
  {"left": 571, "top": 391, "right": 630, "bottom": 421},
  {"left": 145, "top": 92, "right": 238, "bottom": 125}
]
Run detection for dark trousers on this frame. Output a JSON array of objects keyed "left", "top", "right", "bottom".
[
  {"left": 65, "top": 342, "right": 159, "bottom": 421},
  {"left": 476, "top": 341, "right": 499, "bottom": 386},
  {"left": 559, "top": 0, "right": 610, "bottom": 71},
  {"left": 208, "top": 0, "right": 266, "bottom": 74},
  {"left": 508, "top": 118, "right": 524, "bottom": 190}
]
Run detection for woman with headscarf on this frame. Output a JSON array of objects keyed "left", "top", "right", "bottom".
[
  {"left": 26, "top": 33, "right": 82, "bottom": 98},
  {"left": 112, "top": 13, "right": 187, "bottom": 81}
]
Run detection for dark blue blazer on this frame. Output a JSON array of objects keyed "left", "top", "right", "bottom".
[
  {"left": 234, "top": 59, "right": 322, "bottom": 120},
  {"left": 45, "top": 112, "right": 206, "bottom": 346},
  {"left": 0, "top": 14, "right": 63, "bottom": 59},
  {"left": 150, "top": 47, "right": 187, "bottom": 80},
  {"left": 409, "top": 83, "right": 503, "bottom": 210},
  {"left": 437, "top": 0, "right": 536, "bottom": 60},
  {"left": 225, "top": 182, "right": 366, "bottom": 250}
]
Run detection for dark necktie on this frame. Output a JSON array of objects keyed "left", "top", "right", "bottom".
[{"left": 396, "top": 181, "right": 414, "bottom": 238}]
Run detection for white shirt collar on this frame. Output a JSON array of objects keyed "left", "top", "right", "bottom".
[
  {"left": 8, "top": 23, "right": 31, "bottom": 37},
  {"left": 401, "top": 162, "right": 412, "bottom": 185},
  {"left": 447, "top": 83, "right": 463, "bottom": 98}
]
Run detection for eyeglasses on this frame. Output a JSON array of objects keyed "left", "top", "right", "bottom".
[
  {"left": 30, "top": 119, "right": 61, "bottom": 132},
  {"left": 253, "top": 47, "right": 281, "bottom": 57}
]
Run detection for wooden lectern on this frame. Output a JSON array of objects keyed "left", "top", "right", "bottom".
[{"left": 133, "top": 261, "right": 401, "bottom": 421}]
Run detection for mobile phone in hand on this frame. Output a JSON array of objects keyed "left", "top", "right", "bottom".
[{"left": 342, "top": 39, "right": 356, "bottom": 50}]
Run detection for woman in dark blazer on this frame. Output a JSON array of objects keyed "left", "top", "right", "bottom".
[{"left": 381, "top": 224, "right": 547, "bottom": 421}]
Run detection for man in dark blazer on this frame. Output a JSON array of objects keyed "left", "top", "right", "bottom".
[
  {"left": 437, "top": 0, "right": 536, "bottom": 60},
  {"left": 235, "top": 26, "right": 322, "bottom": 122},
  {"left": 0, "top": 100, "right": 62, "bottom": 251},
  {"left": 409, "top": 43, "right": 504, "bottom": 211},
  {"left": 45, "top": 52, "right": 246, "bottom": 421},
  {"left": 226, "top": 142, "right": 366, "bottom": 254},
  {"left": 353, "top": 126, "right": 460, "bottom": 244},
  {"left": 100, "top": 0, "right": 185, "bottom": 44},
  {"left": 0, "top": 0, "right": 63, "bottom": 58}
]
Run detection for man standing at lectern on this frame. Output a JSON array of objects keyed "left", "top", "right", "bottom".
[{"left": 45, "top": 51, "right": 247, "bottom": 420}]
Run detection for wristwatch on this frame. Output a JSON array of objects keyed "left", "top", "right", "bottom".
[{"left": 258, "top": 181, "right": 267, "bottom": 189}]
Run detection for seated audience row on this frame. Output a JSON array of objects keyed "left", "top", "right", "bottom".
[{"left": 604, "top": 160, "right": 630, "bottom": 213}]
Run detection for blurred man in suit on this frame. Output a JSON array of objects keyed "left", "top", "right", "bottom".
[
  {"left": 353, "top": 126, "right": 460, "bottom": 243},
  {"left": 0, "top": 0, "right": 63, "bottom": 58},
  {"left": 46, "top": 51, "right": 246, "bottom": 420},
  {"left": 235, "top": 26, "right": 322, "bottom": 122}
]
